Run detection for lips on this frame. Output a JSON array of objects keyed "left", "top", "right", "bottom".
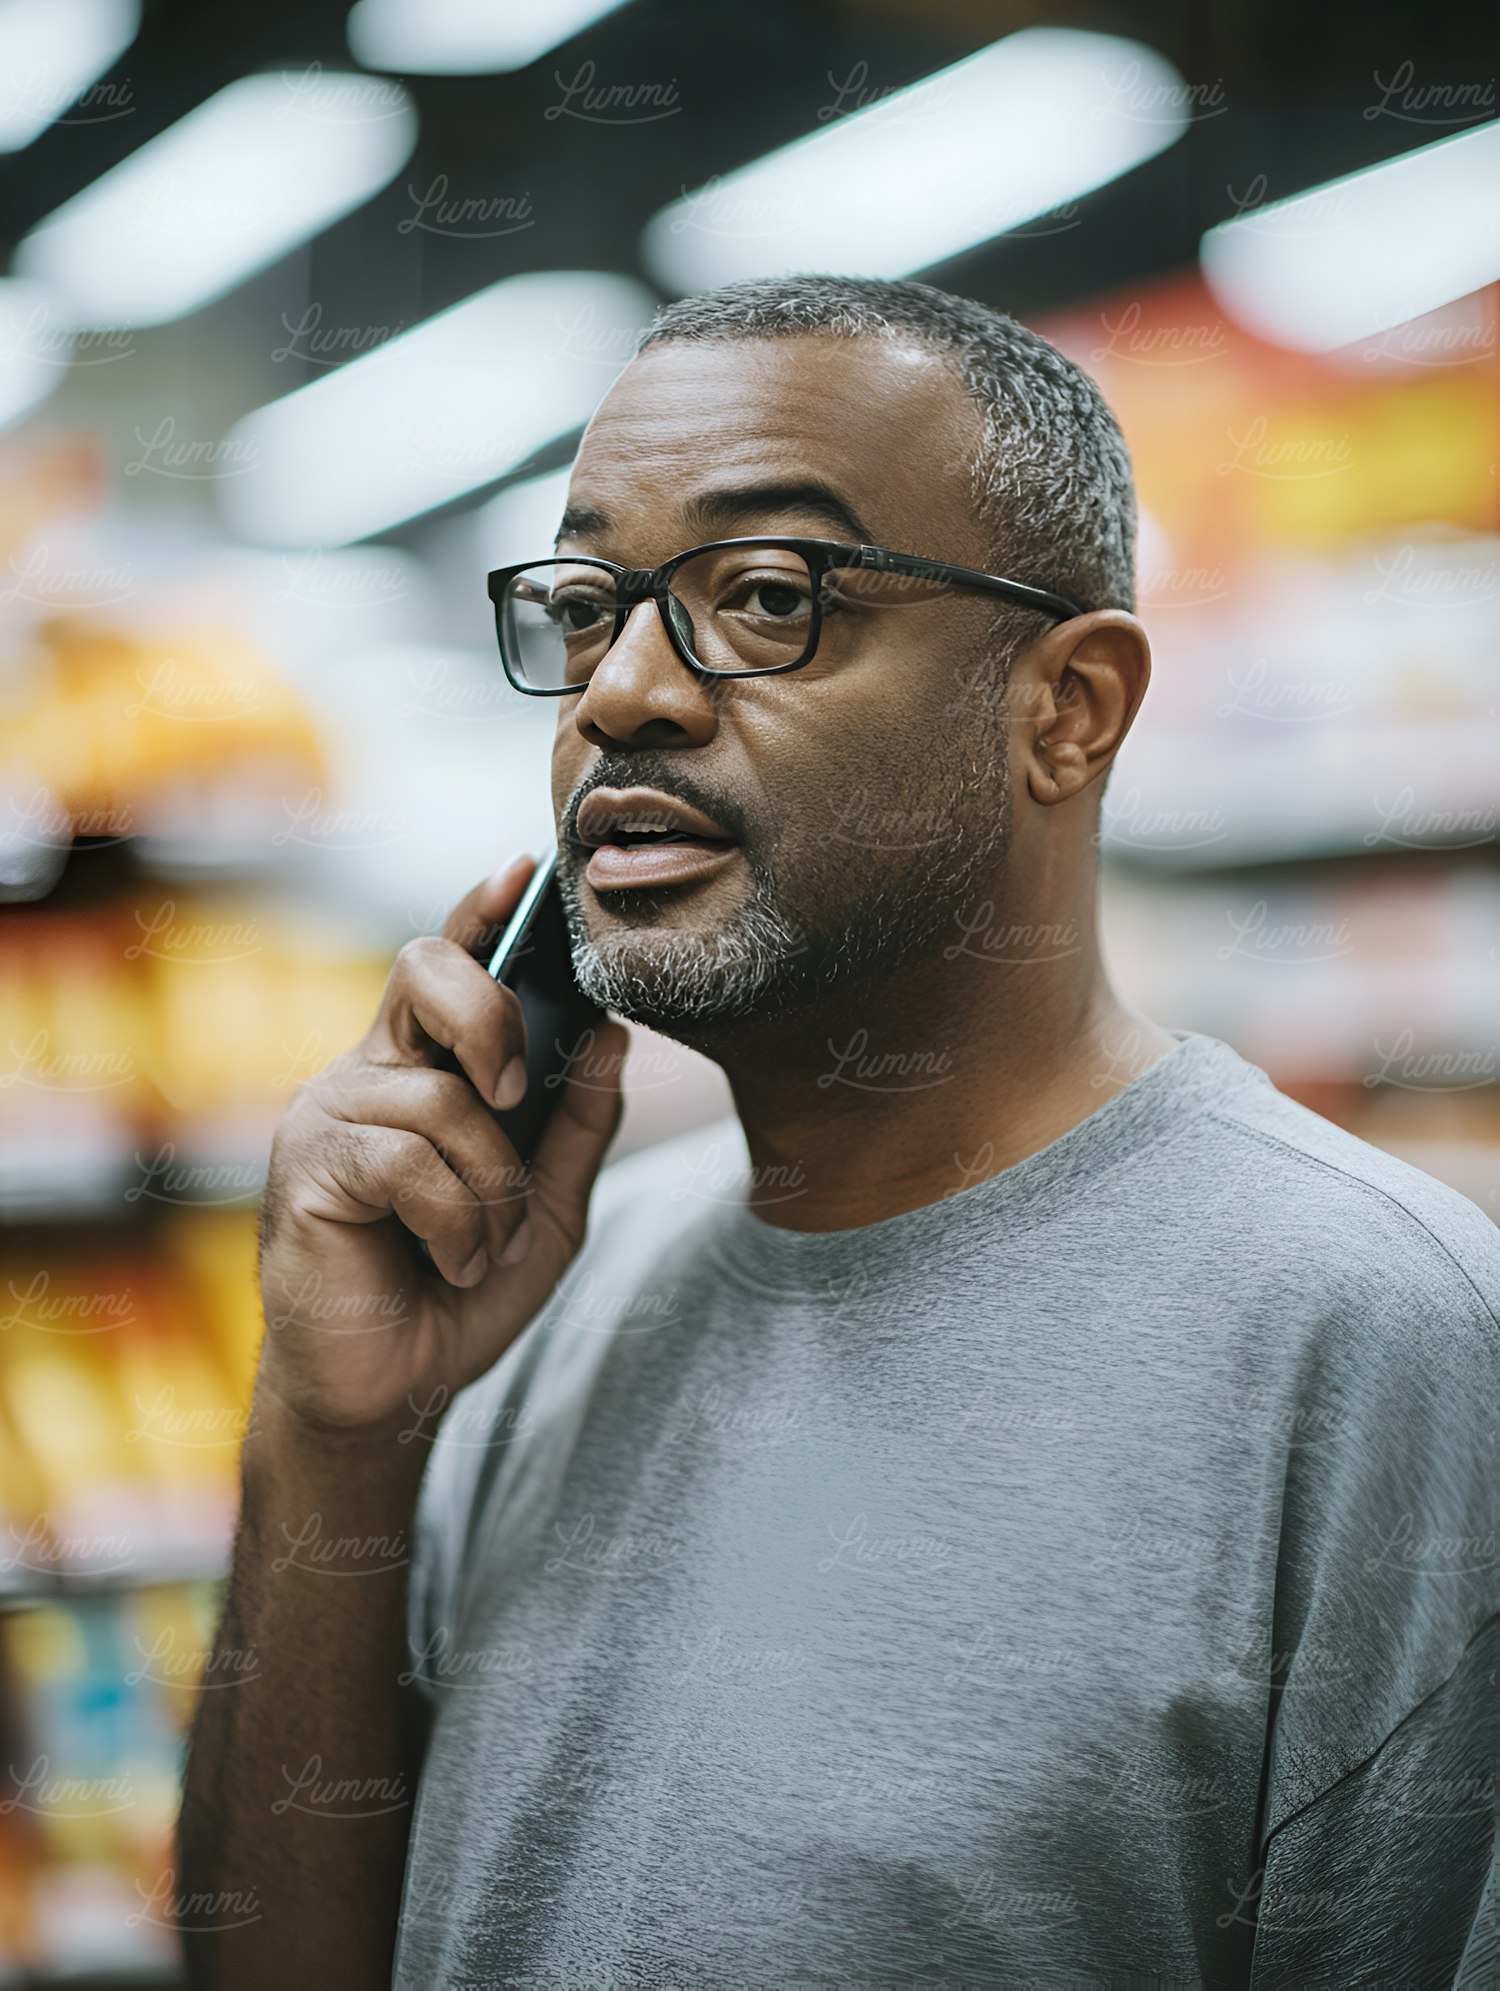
[{"left": 572, "top": 786, "right": 740, "bottom": 893}]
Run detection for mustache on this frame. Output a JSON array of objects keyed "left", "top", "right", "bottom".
[{"left": 563, "top": 762, "right": 750, "bottom": 845}]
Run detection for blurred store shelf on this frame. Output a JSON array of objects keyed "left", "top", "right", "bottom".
[
  {"left": 0, "top": 1582, "right": 220, "bottom": 1983},
  {"left": 1105, "top": 718, "right": 1497, "bottom": 868}
]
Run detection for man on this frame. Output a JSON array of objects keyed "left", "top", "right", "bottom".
[{"left": 179, "top": 275, "right": 1498, "bottom": 1987}]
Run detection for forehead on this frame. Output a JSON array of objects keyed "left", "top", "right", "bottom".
[{"left": 565, "top": 333, "right": 982, "bottom": 559}]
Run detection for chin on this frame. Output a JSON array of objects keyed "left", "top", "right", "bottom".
[
  {"left": 560, "top": 847, "right": 814, "bottom": 1036},
  {"left": 572, "top": 931, "right": 799, "bottom": 1037}
]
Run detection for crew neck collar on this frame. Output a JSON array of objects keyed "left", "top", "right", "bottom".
[{"left": 695, "top": 1030, "right": 1257, "bottom": 1294}]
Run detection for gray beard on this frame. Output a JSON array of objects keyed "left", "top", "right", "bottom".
[
  {"left": 559, "top": 855, "right": 811, "bottom": 1031},
  {"left": 556, "top": 776, "right": 1007, "bottom": 1049}
]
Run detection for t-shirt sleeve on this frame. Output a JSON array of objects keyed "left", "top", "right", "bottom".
[
  {"left": 397, "top": 1124, "right": 714, "bottom": 1728},
  {"left": 400, "top": 1314, "right": 551, "bottom": 1722},
  {"left": 1247, "top": 1196, "right": 1500, "bottom": 1983},
  {"left": 402, "top": 1374, "right": 490, "bottom": 1718},
  {"left": 1248, "top": 1611, "right": 1498, "bottom": 1983}
]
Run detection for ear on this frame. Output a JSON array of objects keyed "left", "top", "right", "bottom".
[{"left": 1011, "top": 610, "right": 1152, "bottom": 807}]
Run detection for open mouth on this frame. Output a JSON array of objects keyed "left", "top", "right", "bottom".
[
  {"left": 574, "top": 787, "right": 741, "bottom": 889},
  {"left": 604, "top": 827, "right": 722, "bottom": 848}
]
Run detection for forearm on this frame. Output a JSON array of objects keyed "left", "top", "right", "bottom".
[{"left": 176, "top": 1387, "right": 431, "bottom": 1988}]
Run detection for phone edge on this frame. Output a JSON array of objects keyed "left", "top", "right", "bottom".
[{"left": 485, "top": 847, "right": 559, "bottom": 984}]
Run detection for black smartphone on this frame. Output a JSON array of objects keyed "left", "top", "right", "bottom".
[
  {"left": 482, "top": 846, "right": 606, "bottom": 1170},
  {"left": 415, "top": 849, "right": 604, "bottom": 1274}
]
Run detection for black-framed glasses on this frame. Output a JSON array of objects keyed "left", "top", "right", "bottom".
[{"left": 486, "top": 536, "right": 1085, "bottom": 696}]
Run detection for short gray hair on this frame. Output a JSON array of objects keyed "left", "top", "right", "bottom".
[{"left": 634, "top": 273, "right": 1137, "bottom": 636}]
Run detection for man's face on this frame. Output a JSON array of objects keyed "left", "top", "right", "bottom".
[{"left": 550, "top": 332, "right": 1017, "bottom": 1051}]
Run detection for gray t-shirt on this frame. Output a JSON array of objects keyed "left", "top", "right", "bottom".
[{"left": 393, "top": 1029, "right": 1499, "bottom": 1988}]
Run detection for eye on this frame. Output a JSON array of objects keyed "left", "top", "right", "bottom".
[
  {"left": 714, "top": 569, "right": 816, "bottom": 624},
  {"left": 544, "top": 589, "right": 613, "bottom": 636},
  {"left": 747, "top": 577, "right": 808, "bottom": 620}
]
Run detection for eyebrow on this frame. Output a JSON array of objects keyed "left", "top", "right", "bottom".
[{"left": 555, "top": 480, "right": 875, "bottom": 550}]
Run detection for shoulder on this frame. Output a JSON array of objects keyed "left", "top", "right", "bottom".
[
  {"left": 1163, "top": 1036, "right": 1500, "bottom": 1354},
  {"left": 1195, "top": 1058, "right": 1500, "bottom": 1833}
]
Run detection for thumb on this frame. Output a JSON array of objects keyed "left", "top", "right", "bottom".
[{"left": 443, "top": 854, "right": 537, "bottom": 960}]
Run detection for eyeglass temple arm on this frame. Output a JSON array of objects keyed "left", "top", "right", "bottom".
[{"left": 849, "top": 545, "right": 1084, "bottom": 623}]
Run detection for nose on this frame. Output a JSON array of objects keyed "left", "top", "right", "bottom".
[{"left": 568, "top": 595, "right": 721, "bottom": 750}]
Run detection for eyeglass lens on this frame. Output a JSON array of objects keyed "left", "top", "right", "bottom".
[{"left": 499, "top": 545, "right": 823, "bottom": 689}]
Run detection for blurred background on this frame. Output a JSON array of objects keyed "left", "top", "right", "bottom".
[{"left": 0, "top": 0, "right": 1495, "bottom": 1976}]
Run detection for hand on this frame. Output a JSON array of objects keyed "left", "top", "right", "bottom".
[{"left": 253, "top": 856, "right": 629, "bottom": 1436}]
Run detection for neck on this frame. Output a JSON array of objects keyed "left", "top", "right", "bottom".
[{"left": 703, "top": 898, "right": 1176, "bottom": 1234}]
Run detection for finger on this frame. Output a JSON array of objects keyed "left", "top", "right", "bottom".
[
  {"left": 309, "top": 1062, "right": 530, "bottom": 1258},
  {"left": 301, "top": 1120, "right": 490, "bottom": 1289},
  {"left": 366, "top": 936, "right": 529, "bottom": 1112},
  {"left": 504, "top": 1018, "right": 631, "bottom": 1269},
  {"left": 443, "top": 854, "right": 538, "bottom": 960}
]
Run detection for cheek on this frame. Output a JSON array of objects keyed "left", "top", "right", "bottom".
[
  {"left": 550, "top": 715, "right": 584, "bottom": 807},
  {"left": 914, "top": 604, "right": 1010, "bottom": 745},
  {"left": 733, "top": 677, "right": 928, "bottom": 858}
]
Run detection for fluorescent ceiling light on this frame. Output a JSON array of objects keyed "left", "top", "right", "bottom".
[
  {"left": 1200, "top": 121, "right": 1500, "bottom": 352},
  {"left": 0, "top": 279, "right": 73, "bottom": 428},
  {"left": 470, "top": 467, "right": 574, "bottom": 570},
  {"left": 641, "top": 28, "right": 1188, "bottom": 290},
  {"left": 14, "top": 71, "right": 417, "bottom": 328},
  {"left": 0, "top": 0, "right": 138, "bottom": 152},
  {"left": 348, "top": 0, "right": 630, "bottom": 74},
  {"left": 219, "top": 271, "right": 655, "bottom": 547}
]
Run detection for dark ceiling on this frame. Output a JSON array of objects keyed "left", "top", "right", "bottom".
[
  {"left": 4, "top": 0, "right": 1495, "bottom": 329},
  {"left": 1, "top": 0, "right": 1493, "bottom": 561}
]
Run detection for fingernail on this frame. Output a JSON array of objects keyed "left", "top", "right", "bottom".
[
  {"left": 489, "top": 854, "right": 534, "bottom": 890},
  {"left": 458, "top": 1244, "right": 488, "bottom": 1286},
  {"left": 498, "top": 1217, "right": 532, "bottom": 1267},
  {"left": 495, "top": 1055, "right": 526, "bottom": 1110}
]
